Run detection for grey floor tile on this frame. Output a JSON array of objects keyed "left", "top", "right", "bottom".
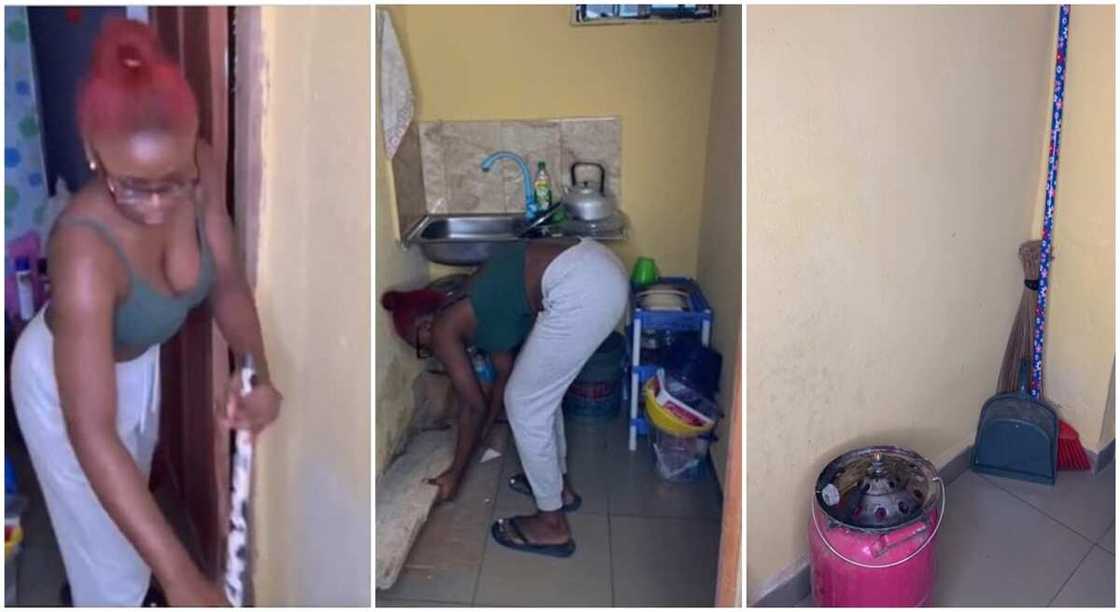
[
  {"left": 604, "top": 426, "right": 722, "bottom": 520},
  {"left": 15, "top": 545, "right": 66, "bottom": 606},
  {"left": 932, "top": 471, "right": 1094, "bottom": 606},
  {"left": 377, "top": 563, "right": 478, "bottom": 606},
  {"left": 1051, "top": 546, "right": 1115, "bottom": 607},
  {"left": 610, "top": 515, "right": 720, "bottom": 606},
  {"left": 1099, "top": 522, "right": 1115, "bottom": 554},
  {"left": 981, "top": 465, "right": 1115, "bottom": 542},
  {"left": 474, "top": 512, "right": 612, "bottom": 606},
  {"left": 378, "top": 448, "right": 505, "bottom": 605},
  {"left": 374, "top": 596, "right": 469, "bottom": 607}
]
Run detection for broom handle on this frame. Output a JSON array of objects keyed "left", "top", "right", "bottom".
[
  {"left": 224, "top": 357, "right": 256, "bottom": 606},
  {"left": 1031, "top": 4, "right": 1071, "bottom": 400}
]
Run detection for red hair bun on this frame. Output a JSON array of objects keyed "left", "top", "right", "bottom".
[
  {"left": 380, "top": 289, "right": 445, "bottom": 345},
  {"left": 77, "top": 18, "right": 199, "bottom": 140}
]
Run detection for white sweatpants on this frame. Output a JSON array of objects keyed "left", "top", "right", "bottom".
[
  {"left": 11, "top": 308, "right": 161, "bottom": 606},
  {"left": 505, "top": 239, "right": 628, "bottom": 512}
]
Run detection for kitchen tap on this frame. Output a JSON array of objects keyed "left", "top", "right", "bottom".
[{"left": 481, "top": 151, "right": 536, "bottom": 219}]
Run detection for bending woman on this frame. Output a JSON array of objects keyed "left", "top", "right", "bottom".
[
  {"left": 382, "top": 237, "right": 627, "bottom": 557},
  {"left": 11, "top": 20, "right": 281, "bottom": 606}
]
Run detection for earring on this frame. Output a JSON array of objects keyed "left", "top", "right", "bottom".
[{"left": 87, "top": 159, "right": 97, "bottom": 172}]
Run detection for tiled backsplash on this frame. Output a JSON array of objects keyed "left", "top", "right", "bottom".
[
  {"left": 417, "top": 117, "right": 621, "bottom": 215},
  {"left": 390, "top": 123, "right": 427, "bottom": 240}
]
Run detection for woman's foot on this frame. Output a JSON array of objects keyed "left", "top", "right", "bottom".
[
  {"left": 426, "top": 468, "right": 464, "bottom": 503},
  {"left": 490, "top": 511, "right": 575, "bottom": 558},
  {"left": 507, "top": 473, "right": 581, "bottom": 511},
  {"left": 509, "top": 511, "right": 571, "bottom": 544}
]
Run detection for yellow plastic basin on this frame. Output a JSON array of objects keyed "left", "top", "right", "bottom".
[{"left": 643, "top": 377, "right": 715, "bottom": 438}]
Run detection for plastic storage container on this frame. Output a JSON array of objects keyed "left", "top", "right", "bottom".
[{"left": 651, "top": 429, "right": 711, "bottom": 481}]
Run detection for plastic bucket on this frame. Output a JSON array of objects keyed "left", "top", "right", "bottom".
[
  {"left": 563, "top": 332, "right": 625, "bottom": 420},
  {"left": 563, "top": 380, "right": 621, "bottom": 419},
  {"left": 576, "top": 332, "right": 625, "bottom": 382}
]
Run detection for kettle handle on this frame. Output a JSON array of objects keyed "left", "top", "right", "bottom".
[{"left": 571, "top": 162, "right": 607, "bottom": 195}]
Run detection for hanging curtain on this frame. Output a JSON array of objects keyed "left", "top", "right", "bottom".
[
  {"left": 4, "top": 7, "right": 52, "bottom": 319},
  {"left": 4, "top": 7, "right": 49, "bottom": 244}
]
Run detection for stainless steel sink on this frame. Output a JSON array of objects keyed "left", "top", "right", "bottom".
[
  {"left": 404, "top": 211, "right": 628, "bottom": 266},
  {"left": 405, "top": 213, "right": 531, "bottom": 266}
]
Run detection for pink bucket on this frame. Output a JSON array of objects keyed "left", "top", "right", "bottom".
[{"left": 808, "top": 446, "right": 945, "bottom": 607}]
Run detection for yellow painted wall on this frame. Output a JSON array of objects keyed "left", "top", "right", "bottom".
[
  {"left": 746, "top": 6, "right": 1054, "bottom": 602},
  {"left": 1031, "top": 6, "right": 1115, "bottom": 452},
  {"left": 385, "top": 5, "right": 719, "bottom": 276},
  {"left": 696, "top": 6, "right": 740, "bottom": 487},
  {"left": 375, "top": 119, "right": 431, "bottom": 473},
  {"left": 251, "top": 7, "right": 370, "bottom": 605}
]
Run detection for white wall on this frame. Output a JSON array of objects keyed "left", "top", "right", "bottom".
[{"left": 251, "top": 7, "right": 371, "bottom": 605}]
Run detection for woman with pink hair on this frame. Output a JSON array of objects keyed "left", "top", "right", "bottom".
[
  {"left": 383, "top": 237, "right": 627, "bottom": 558},
  {"left": 11, "top": 19, "right": 280, "bottom": 605}
]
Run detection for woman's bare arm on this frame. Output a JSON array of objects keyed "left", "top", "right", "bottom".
[
  {"left": 430, "top": 303, "right": 490, "bottom": 491},
  {"left": 49, "top": 228, "right": 208, "bottom": 600},
  {"left": 480, "top": 351, "right": 514, "bottom": 441}
]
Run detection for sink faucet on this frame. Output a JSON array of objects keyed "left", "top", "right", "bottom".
[{"left": 481, "top": 151, "right": 536, "bottom": 219}]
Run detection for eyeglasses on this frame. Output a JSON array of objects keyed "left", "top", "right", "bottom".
[
  {"left": 415, "top": 327, "right": 433, "bottom": 360},
  {"left": 92, "top": 144, "right": 201, "bottom": 206}
]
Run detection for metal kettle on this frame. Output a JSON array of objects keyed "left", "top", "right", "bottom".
[{"left": 562, "top": 162, "right": 616, "bottom": 221}]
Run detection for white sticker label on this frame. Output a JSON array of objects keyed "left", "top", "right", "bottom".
[{"left": 822, "top": 484, "right": 840, "bottom": 506}]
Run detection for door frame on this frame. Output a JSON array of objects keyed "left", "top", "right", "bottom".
[
  {"left": 149, "top": 5, "right": 231, "bottom": 581},
  {"left": 715, "top": 340, "right": 742, "bottom": 606}
]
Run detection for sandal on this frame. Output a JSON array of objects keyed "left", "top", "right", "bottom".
[
  {"left": 507, "top": 473, "right": 582, "bottom": 512},
  {"left": 490, "top": 516, "right": 575, "bottom": 558}
]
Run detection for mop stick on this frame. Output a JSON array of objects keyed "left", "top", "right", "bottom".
[
  {"left": 1030, "top": 4, "right": 1070, "bottom": 400},
  {"left": 1029, "top": 6, "right": 1090, "bottom": 471},
  {"left": 224, "top": 355, "right": 256, "bottom": 606}
]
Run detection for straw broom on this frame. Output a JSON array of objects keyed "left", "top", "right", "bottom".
[{"left": 996, "top": 240, "right": 1042, "bottom": 394}]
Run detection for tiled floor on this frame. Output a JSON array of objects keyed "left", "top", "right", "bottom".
[
  {"left": 377, "top": 415, "right": 725, "bottom": 607},
  {"left": 8, "top": 436, "right": 67, "bottom": 606},
  {"left": 798, "top": 464, "right": 1115, "bottom": 607}
]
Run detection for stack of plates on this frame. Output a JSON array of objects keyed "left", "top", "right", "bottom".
[{"left": 637, "top": 286, "right": 690, "bottom": 311}]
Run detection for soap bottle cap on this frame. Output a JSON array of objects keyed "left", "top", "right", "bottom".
[{"left": 14, "top": 256, "right": 30, "bottom": 272}]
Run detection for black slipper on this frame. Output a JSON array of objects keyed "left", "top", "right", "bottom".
[
  {"left": 507, "top": 473, "right": 582, "bottom": 512},
  {"left": 490, "top": 516, "right": 576, "bottom": 558}
]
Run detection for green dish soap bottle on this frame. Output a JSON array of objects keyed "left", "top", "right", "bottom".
[{"left": 534, "top": 161, "right": 565, "bottom": 224}]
